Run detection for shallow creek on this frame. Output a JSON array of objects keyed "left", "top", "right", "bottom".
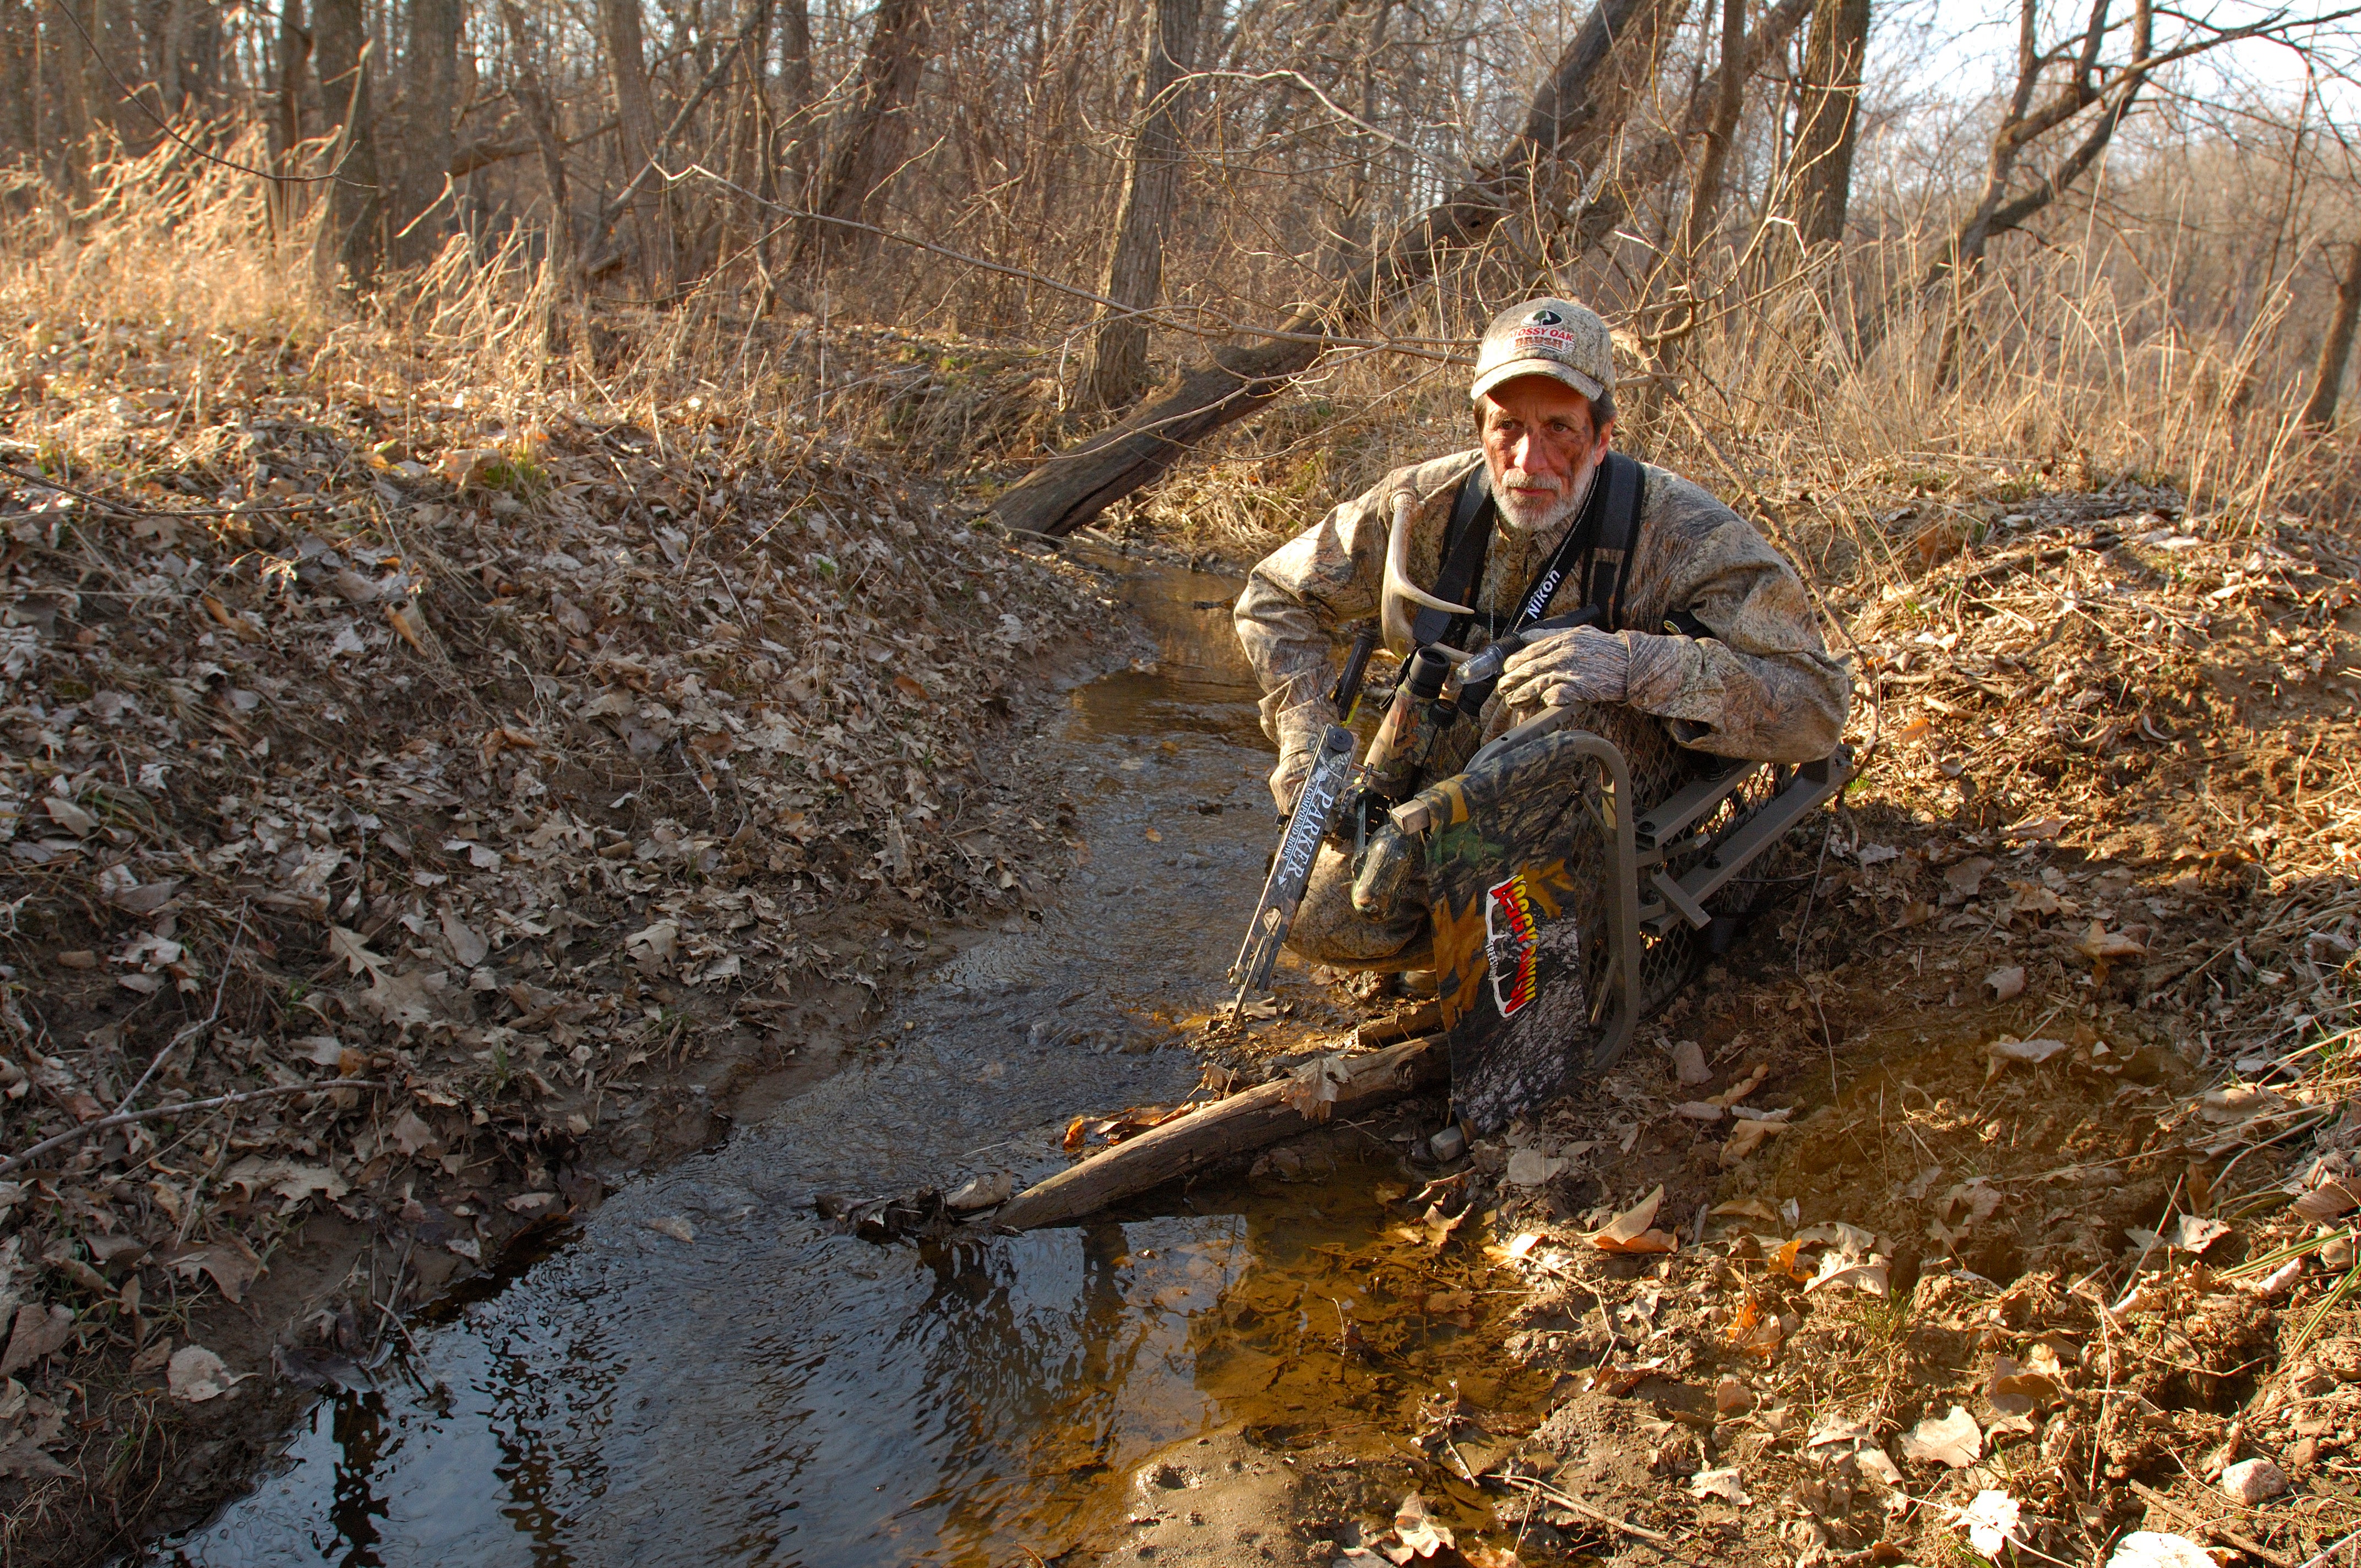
[{"left": 161, "top": 553, "right": 1542, "bottom": 1567}]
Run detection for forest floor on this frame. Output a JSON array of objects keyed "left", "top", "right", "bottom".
[{"left": 0, "top": 302, "right": 2357, "bottom": 1568}]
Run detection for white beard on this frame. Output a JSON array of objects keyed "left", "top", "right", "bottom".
[{"left": 1489, "top": 454, "right": 1600, "bottom": 539}]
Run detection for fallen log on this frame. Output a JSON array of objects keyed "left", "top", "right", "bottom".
[{"left": 987, "top": 1036, "right": 1446, "bottom": 1232}]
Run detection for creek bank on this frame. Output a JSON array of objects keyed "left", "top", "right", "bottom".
[{"left": 0, "top": 318, "right": 1168, "bottom": 1564}]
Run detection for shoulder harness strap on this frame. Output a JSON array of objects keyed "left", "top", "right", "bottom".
[
  {"left": 1581, "top": 451, "right": 1646, "bottom": 633},
  {"left": 1410, "top": 466, "right": 1495, "bottom": 648}
]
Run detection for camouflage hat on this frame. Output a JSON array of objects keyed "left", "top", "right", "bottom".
[{"left": 1470, "top": 297, "right": 1614, "bottom": 405}]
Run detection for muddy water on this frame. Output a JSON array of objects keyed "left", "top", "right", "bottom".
[{"left": 162, "top": 555, "right": 1533, "bottom": 1568}]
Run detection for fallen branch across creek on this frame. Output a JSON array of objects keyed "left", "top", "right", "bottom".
[{"left": 986, "top": 1035, "right": 1445, "bottom": 1232}]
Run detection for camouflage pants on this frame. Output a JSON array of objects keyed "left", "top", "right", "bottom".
[{"left": 1285, "top": 841, "right": 1434, "bottom": 971}]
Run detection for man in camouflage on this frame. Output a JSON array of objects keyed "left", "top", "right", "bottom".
[{"left": 1233, "top": 296, "right": 1851, "bottom": 970}]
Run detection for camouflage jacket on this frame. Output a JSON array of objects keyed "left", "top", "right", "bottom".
[{"left": 1234, "top": 449, "right": 1850, "bottom": 765}]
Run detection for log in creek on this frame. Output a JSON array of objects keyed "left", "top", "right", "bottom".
[{"left": 988, "top": 1035, "right": 1446, "bottom": 1232}]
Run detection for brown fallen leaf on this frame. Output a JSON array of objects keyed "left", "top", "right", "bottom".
[
  {"left": 2076, "top": 921, "right": 2146, "bottom": 980},
  {"left": 1421, "top": 1201, "right": 1468, "bottom": 1249},
  {"left": 1726, "top": 1292, "right": 1785, "bottom": 1359},
  {"left": 1064, "top": 1103, "right": 1193, "bottom": 1153},
  {"left": 0, "top": 1304, "right": 76, "bottom": 1378},
  {"left": 167, "top": 1344, "right": 253, "bottom": 1402},
  {"left": 1392, "top": 1491, "right": 1455, "bottom": 1559},
  {"left": 1945, "top": 856, "right": 1994, "bottom": 899},
  {"left": 1591, "top": 1185, "right": 1678, "bottom": 1253},
  {"left": 1721, "top": 1117, "right": 1788, "bottom": 1166},
  {"left": 2294, "top": 1179, "right": 2361, "bottom": 1223},
  {"left": 385, "top": 601, "right": 428, "bottom": 653},
  {"left": 1710, "top": 1063, "right": 1769, "bottom": 1107},
  {"left": 1901, "top": 1406, "right": 1982, "bottom": 1468},
  {"left": 1712, "top": 1197, "right": 1778, "bottom": 1222},
  {"left": 388, "top": 1108, "right": 442, "bottom": 1157},
  {"left": 159, "top": 1239, "right": 264, "bottom": 1303},
  {"left": 200, "top": 594, "right": 261, "bottom": 641}
]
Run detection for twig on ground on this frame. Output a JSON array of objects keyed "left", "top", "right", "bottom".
[
  {"left": 0, "top": 1081, "right": 391, "bottom": 1177},
  {"left": 2127, "top": 1479, "right": 2296, "bottom": 1568},
  {"left": 1494, "top": 1473, "right": 1674, "bottom": 1545},
  {"left": 108, "top": 905, "right": 249, "bottom": 1120}
]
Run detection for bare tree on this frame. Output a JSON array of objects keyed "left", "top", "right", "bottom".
[
  {"left": 601, "top": 0, "right": 668, "bottom": 291},
  {"left": 1080, "top": 0, "right": 1206, "bottom": 410},
  {"left": 1680, "top": 0, "right": 1748, "bottom": 251},
  {"left": 988, "top": 0, "right": 1682, "bottom": 537},
  {"left": 498, "top": 0, "right": 572, "bottom": 270},
  {"left": 270, "top": 0, "right": 310, "bottom": 232},
  {"left": 312, "top": 0, "right": 382, "bottom": 285},
  {"left": 1929, "top": 0, "right": 2157, "bottom": 295},
  {"left": 399, "top": 0, "right": 467, "bottom": 261},
  {"left": 2302, "top": 238, "right": 2361, "bottom": 430}
]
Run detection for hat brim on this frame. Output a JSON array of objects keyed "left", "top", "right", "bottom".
[{"left": 1469, "top": 357, "right": 1606, "bottom": 406}]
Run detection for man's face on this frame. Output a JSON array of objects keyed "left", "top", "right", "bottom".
[{"left": 1478, "top": 376, "right": 1611, "bottom": 533}]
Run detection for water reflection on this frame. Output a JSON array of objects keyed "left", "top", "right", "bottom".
[{"left": 161, "top": 559, "right": 1534, "bottom": 1567}]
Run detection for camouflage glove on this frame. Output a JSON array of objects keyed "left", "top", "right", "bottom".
[
  {"left": 1496, "top": 625, "right": 1629, "bottom": 711},
  {"left": 1269, "top": 745, "right": 1316, "bottom": 813},
  {"left": 1268, "top": 701, "right": 1334, "bottom": 813}
]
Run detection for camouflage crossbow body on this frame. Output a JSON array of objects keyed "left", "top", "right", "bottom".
[{"left": 1419, "top": 725, "right": 1618, "bottom": 1131}]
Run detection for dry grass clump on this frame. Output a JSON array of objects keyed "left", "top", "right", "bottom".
[{"left": 0, "top": 129, "right": 337, "bottom": 349}]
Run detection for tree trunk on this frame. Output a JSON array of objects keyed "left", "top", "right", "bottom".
[
  {"left": 2301, "top": 241, "right": 2361, "bottom": 432},
  {"left": 497, "top": 0, "right": 570, "bottom": 265},
  {"left": 776, "top": 0, "right": 812, "bottom": 197},
  {"left": 398, "top": 0, "right": 465, "bottom": 262},
  {"left": 271, "top": 0, "right": 308, "bottom": 234},
  {"left": 987, "top": 1037, "right": 1444, "bottom": 1232},
  {"left": 2, "top": 1, "right": 35, "bottom": 155},
  {"left": 795, "top": 0, "right": 931, "bottom": 267},
  {"left": 989, "top": 0, "right": 1675, "bottom": 538},
  {"left": 1789, "top": 0, "right": 1868, "bottom": 248},
  {"left": 311, "top": 0, "right": 381, "bottom": 286},
  {"left": 601, "top": 0, "right": 668, "bottom": 293},
  {"left": 48, "top": 0, "right": 95, "bottom": 200},
  {"left": 1079, "top": 0, "right": 1205, "bottom": 411},
  {"left": 1569, "top": 0, "right": 1809, "bottom": 259},
  {"left": 1679, "top": 0, "right": 1747, "bottom": 252}
]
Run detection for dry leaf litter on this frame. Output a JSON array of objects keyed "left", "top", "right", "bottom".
[{"left": 0, "top": 317, "right": 1108, "bottom": 1542}]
